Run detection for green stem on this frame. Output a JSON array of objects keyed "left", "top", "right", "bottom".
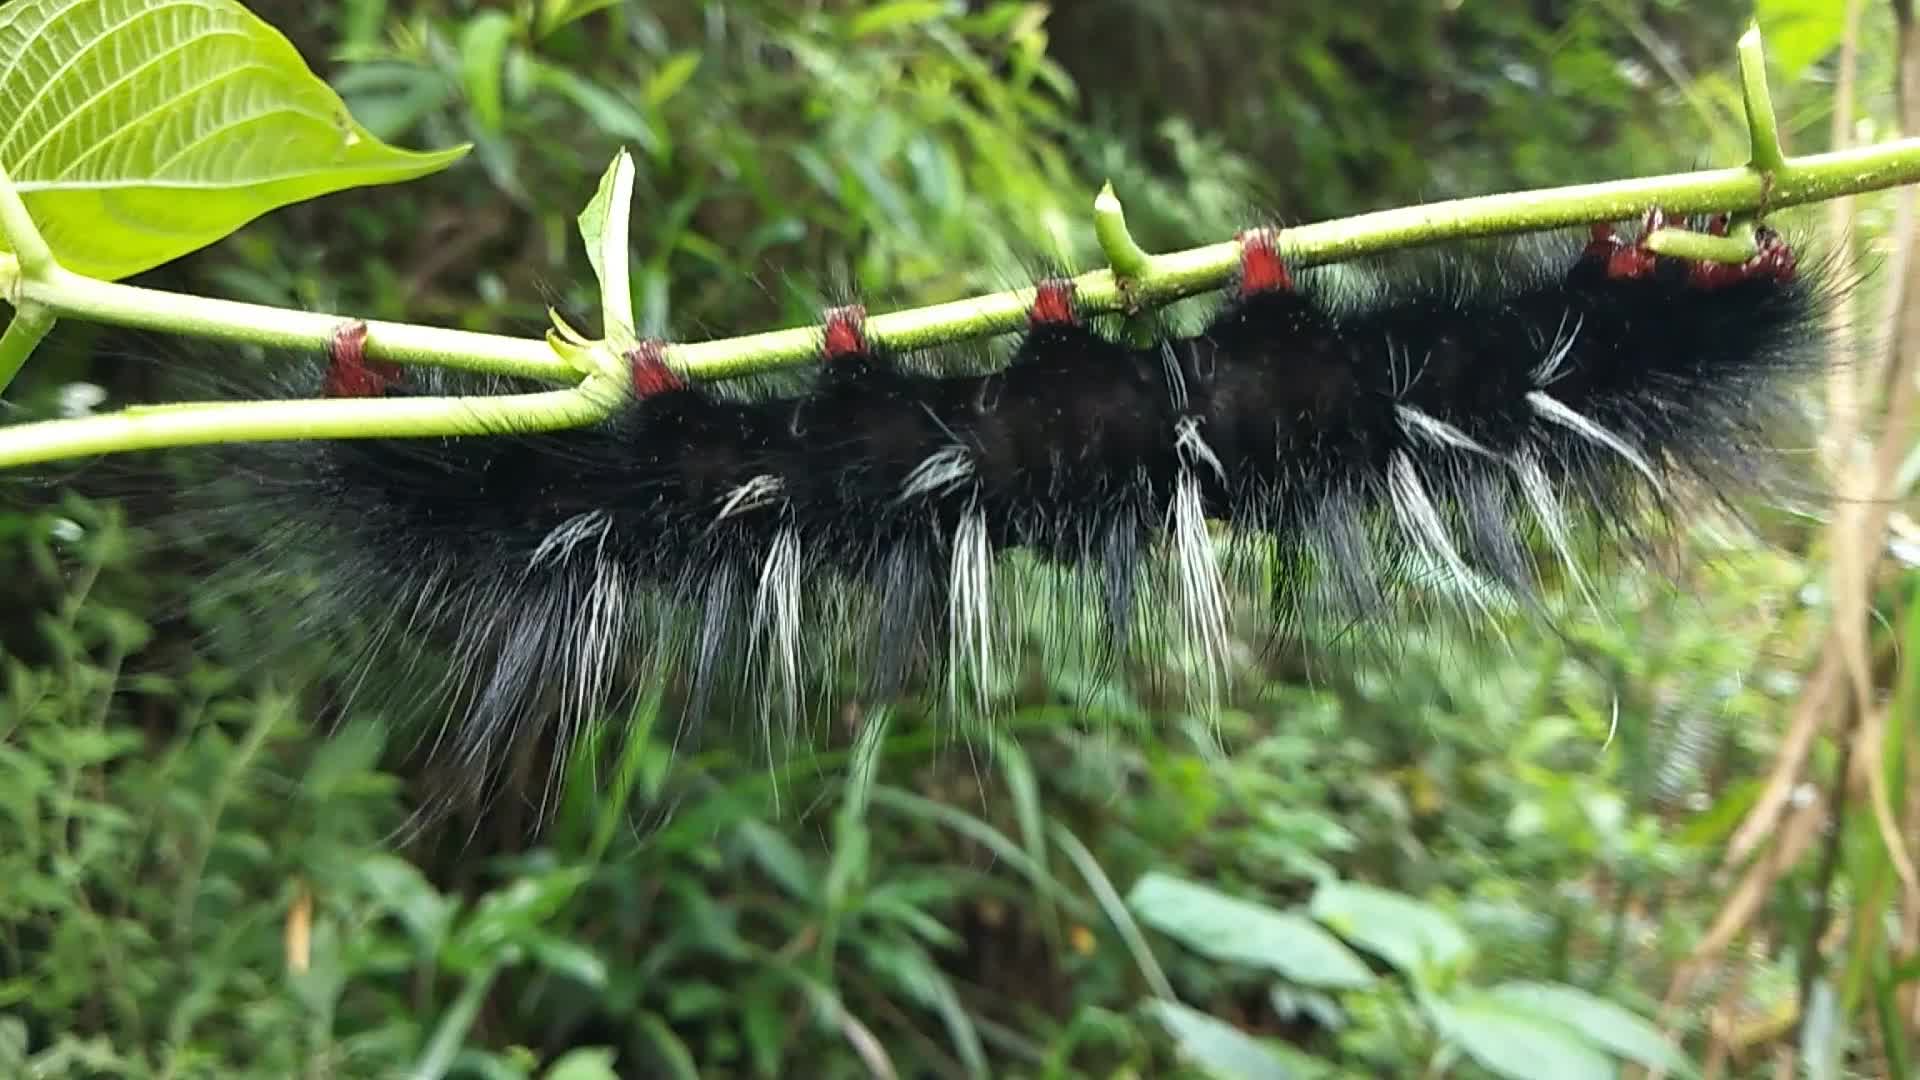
[
  {"left": 4, "top": 138, "right": 1920, "bottom": 468},
  {"left": 1051, "top": 822, "right": 1176, "bottom": 1002},
  {"left": 1642, "top": 226, "right": 1758, "bottom": 262},
  {"left": 0, "top": 301, "right": 55, "bottom": 392},
  {"left": 20, "top": 265, "right": 571, "bottom": 379},
  {"left": 172, "top": 692, "right": 284, "bottom": 945},
  {"left": 408, "top": 961, "right": 502, "bottom": 1080},
  {"left": 665, "top": 138, "right": 1920, "bottom": 380},
  {"left": 1093, "top": 181, "right": 1154, "bottom": 283},
  {"left": 19, "top": 138, "right": 1920, "bottom": 392},
  {"left": 1095, "top": 182, "right": 1162, "bottom": 345},
  {"left": 0, "top": 161, "right": 54, "bottom": 281},
  {"left": 1739, "top": 23, "right": 1788, "bottom": 175},
  {"left": 0, "top": 374, "right": 624, "bottom": 468}
]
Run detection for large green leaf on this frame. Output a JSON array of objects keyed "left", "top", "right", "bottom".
[
  {"left": 1309, "top": 880, "right": 1471, "bottom": 983},
  {"left": 1489, "top": 981, "right": 1696, "bottom": 1077},
  {"left": 1127, "top": 873, "right": 1375, "bottom": 990},
  {"left": 1146, "top": 1000, "right": 1298, "bottom": 1080},
  {"left": 1426, "top": 993, "right": 1613, "bottom": 1080},
  {"left": 0, "top": 0, "right": 466, "bottom": 280},
  {"left": 1755, "top": 0, "right": 1847, "bottom": 83}
]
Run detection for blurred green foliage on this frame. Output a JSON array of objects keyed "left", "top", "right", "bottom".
[{"left": 3, "top": 1, "right": 1912, "bottom": 1078}]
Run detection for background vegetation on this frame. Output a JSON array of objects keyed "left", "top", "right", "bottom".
[{"left": 2, "top": 0, "right": 1916, "bottom": 1077}]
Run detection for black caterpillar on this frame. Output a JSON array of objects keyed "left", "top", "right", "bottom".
[{"left": 235, "top": 214, "right": 1826, "bottom": 807}]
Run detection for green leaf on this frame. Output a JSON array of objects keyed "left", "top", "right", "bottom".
[
  {"left": 527, "top": 934, "right": 608, "bottom": 989},
  {"left": 1310, "top": 880, "right": 1470, "bottom": 982},
  {"left": 542, "top": 1047, "right": 619, "bottom": 1080},
  {"left": 0, "top": 1016, "right": 27, "bottom": 1069},
  {"left": 333, "top": 62, "right": 455, "bottom": 142},
  {"left": 459, "top": 10, "right": 516, "bottom": 133},
  {"left": 1798, "top": 980, "right": 1843, "bottom": 1080},
  {"left": 873, "top": 786, "right": 1085, "bottom": 915},
  {"left": 741, "top": 980, "right": 788, "bottom": 1077},
  {"left": 577, "top": 149, "right": 636, "bottom": 341},
  {"left": 1146, "top": 1000, "right": 1295, "bottom": 1080},
  {"left": 531, "top": 63, "right": 659, "bottom": 154},
  {"left": 864, "top": 888, "right": 964, "bottom": 950},
  {"left": 867, "top": 940, "right": 988, "bottom": 1079},
  {"left": 737, "top": 819, "right": 816, "bottom": 903},
  {"left": 1755, "top": 0, "right": 1846, "bottom": 82},
  {"left": 989, "top": 731, "right": 1059, "bottom": 940},
  {"left": 536, "top": 0, "right": 619, "bottom": 39},
  {"left": 0, "top": 0, "right": 467, "bottom": 280},
  {"left": 635, "top": 1012, "right": 700, "bottom": 1080},
  {"left": 1051, "top": 822, "right": 1175, "bottom": 1000},
  {"left": 643, "top": 52, "right": 702, "bottom": 108},
  {"left": 1490, "top": 982, "right": 1695, "bottom": 1077},
  {"left": 340, "top": 0, "right": 386, "bottom": 50},
  {"left": 1872, "top": 959, "right": 1916, "bottom": 1079},
  {"left": 1426, "top": 993, "right": 1613, "bottom": 1080},
  {"left": 823, "top": 708, "right": 891, "bottom": 926},
  {"left": 446, "top": 867, "right": 590, "bottom": 970},
  {"left": 355, "top": 854, "right": 453, "bottom": 952},
  {"left": 849, "top": 1, "right": 955, "bottom": 38},
  {"left": 1127, "top": 873, "right": 1374, "bottom": 990}
]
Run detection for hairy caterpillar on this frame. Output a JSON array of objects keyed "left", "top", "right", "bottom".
[{"left": 223, "top": 213, "right": 1824, "bottom": 810}]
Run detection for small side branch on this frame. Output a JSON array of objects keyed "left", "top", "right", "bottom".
[
  {"left": 1644, "top": 220, "right": 1759, "bottom": 263},
  {"left": 1094, "top": 182, "right": 1159, "bottom": 343},
  {"left": 1739, "top": 23, "right": 1788, "bottom": 176},
  {"left": 1093, "top": 182, "right": 1155, "bottom": 284}
]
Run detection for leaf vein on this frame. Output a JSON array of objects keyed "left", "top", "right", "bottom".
[
  {"left": 2, "top": 0, "right": 233, "bottom": 166},
  {"left": 52, "top": 62, "right": 331, "bottom": 182},
  {"left": 19, "top": 33, "right": 268, "bottom": 178}
]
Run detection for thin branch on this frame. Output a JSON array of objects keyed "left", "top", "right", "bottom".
[
  {"left": 2, "top": 23, "right": 1920, "bottom": 469},
  {"left": 0, "top": 374, "right": 627, "bottom": 467},
  {"left": 21, "top": 265, "right": 572, "bottom": 379},
  {"left": 665, "top": 139, "right": 1920, "bottom": 381},
  {"left": 8, "top": 138, "right": 1917, "bottom": 406}
]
